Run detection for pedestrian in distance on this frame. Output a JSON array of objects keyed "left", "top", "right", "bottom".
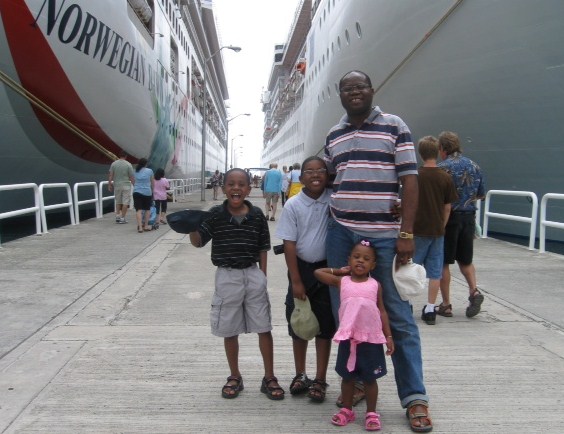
[
  {"left": 438, "top": 131, "right": 486, "bottom": 318},
  {"left": 132, "top": 158, "right": 154, "bottom": 233},
  {"left": 412, "top": 136, "right": 458, "bottom": 325},
  {"left": 324, "top": 70, "right": 432, "bottom": 432},
  {"left": 314, "top": 240, "right": 394, "bottom": 432},
  {"left": 108, "top": 150, "right": 135, "bottom": 224},
  {"left": 275, "top": 156, "right": 336, "bottom": 403},
  {"left": 287, "top": 162, "right": 303, "bottom": 199},
  {"left": 263, "top": 162, "right": 283, "bottom": 221},
  {"left": 281, "top": 165, "right": 289, "bottom": 206},
  {"left": 211, "top": 169, "right": 222, "bottom": 200},
  {"left": 152, "top": 168, "right": 170, "bottom": 225},
  {"left": 188, "top": 168, "right": 285, "bottom": 401}
]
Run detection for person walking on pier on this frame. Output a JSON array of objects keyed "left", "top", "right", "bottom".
[
  {"left": 263, "top": 163, "right": 282, "bottom": 221},
  {"left": 108, "top": 151, "right": 134, "bottom": 224},
  {"left": 132, "top": 158, "right": 154, "bottom": 233},
  {"left": 438, "top": 131, "right": 486, "bottom": 318},
  {"left": 152, "top": 168, "right": 170, "bottom": 225},
  {"left": 275, "top": 156, "right": 335, "bottom": 403},
  {"left": 188, "top": 168, "right": 285, "bottom": 401},
  {"left": 413, "top": 136, "right": 458, "bottom": 325},
  {"left": 324, "top": 70, "right": 432, "bottom": 432}
]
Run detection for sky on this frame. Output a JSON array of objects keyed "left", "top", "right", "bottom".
[{"left": 212, "top": 0, "right": 301, "bottom": 169}]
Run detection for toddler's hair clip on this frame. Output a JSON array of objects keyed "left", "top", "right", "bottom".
[{"left": 360, "top": 240, "right": 370, "bottom": 246}]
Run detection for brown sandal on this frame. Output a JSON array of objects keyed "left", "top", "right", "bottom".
[
  {"left": 406, "top": 400, "right": 433, "bottom": 433},
  {"left": 260, "top": 376, "right": 285, "bottom": 400},
  {"left": 289, "top": 372, "right": 311, "bottom": 395},
  {"left": 307, "top": 378, "right": 328, "bottom": 403},
  {"left": 336, "top": 382, "right": 365, "bottom": 407},
  {"left": 435, "top": 303, "right": 453, "bottom": 317},
  {"left": 221, "top": 375, "right": 244, "bottom": 399}
]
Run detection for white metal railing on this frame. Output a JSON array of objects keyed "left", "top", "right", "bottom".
[
  {"left": 0, "top": 183, "right": 42, "bottom": 247},
  {"left": 482, "top": 190, "right": 538, "bottom": 250},
  {"left": 99, "top": 181, "right": 115, "bottom": 211},
  {"left": 539, "top": 193, "right": 564, "bottom": 253},
  {"left": 74, "top": 182, "right": 101, "bottom": 223},
  {"left": 39, "top": 183, "right": 76, "bottom": 233}
]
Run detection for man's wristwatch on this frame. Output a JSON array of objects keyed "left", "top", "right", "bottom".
[{"left": 398, "top": 231, "right": 414, "bottom": 239}]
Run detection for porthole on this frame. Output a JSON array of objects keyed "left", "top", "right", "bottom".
[
  {"left": 322, "top": 90, "right": 325, "bottom": 102},
  {"left": 331, "top": 42, "right": 334, "bottom": 54},
  {"left": 356, "top": 22, "right": 362, "bottom": 38},
  {"left": 334, "top": 83, "right": 339, "bottom": 94},
  {"left": 337, "top": 36, "right": 341, "bottom": 50},
  {"left": 345, "top": 29, "right": 350, "bottom": 45},
  {"left": 327, "top": 85, "right": 331, "bottom": 98}
]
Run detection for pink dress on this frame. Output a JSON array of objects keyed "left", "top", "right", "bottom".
[{"left": 333, "top": 276, "right": 387, "bottom": 371}]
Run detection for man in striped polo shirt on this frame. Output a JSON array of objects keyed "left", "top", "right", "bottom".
[{"left": 324, "top": 71, "right": 432, "bottom": 433}]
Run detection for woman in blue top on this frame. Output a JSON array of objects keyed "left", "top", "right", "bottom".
[{"left": 133, "top": 158, "right": 154, "bottom": 233}]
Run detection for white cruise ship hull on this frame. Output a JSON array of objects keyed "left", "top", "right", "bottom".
[{"left": 262, "top": 0, "right": 564, "bottom": 241}]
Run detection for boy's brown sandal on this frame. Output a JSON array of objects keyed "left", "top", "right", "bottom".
[
  {"left": 289, "top": 372, "right": 311, "bottom": 395},
  {"left": 221, "top": 375, "right": 244, "bottom": 399},
  {"left": 307, "top": 378, "right": 328, "bottom": 403}
]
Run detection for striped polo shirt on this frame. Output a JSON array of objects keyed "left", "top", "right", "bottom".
[
  {"left": 324, "top": 106, "right": 418, "bottom": 238},
  {"left": 198, "top": 200, "right": 271, "bottom": 268}
]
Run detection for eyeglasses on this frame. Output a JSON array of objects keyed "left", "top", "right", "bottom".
[
  {"left": 302, "top": 168, "right": 327, "bottom": 175},
  {"left": 339, "top": 83, "right": 371, "bottom": 93}
]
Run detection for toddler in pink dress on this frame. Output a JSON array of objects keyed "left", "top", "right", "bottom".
[{"left": 315, "top": 240, "right": 394, "bottom": 431}]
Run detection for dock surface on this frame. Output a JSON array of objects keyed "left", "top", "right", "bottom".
[{"left": 1, "top": 190, "right": 563, "bottom": 433}]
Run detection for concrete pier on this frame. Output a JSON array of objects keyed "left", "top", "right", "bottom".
[{"left": 1, "top": 189, "right": 563, "bottom": 433}]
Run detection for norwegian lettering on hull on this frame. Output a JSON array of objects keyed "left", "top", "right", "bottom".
[{"left": 40, "top": 0, "right": 146, "bottom": 86}]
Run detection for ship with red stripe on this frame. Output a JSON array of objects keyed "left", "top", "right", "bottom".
[{"left": 0, "top": 0, "right": 229, "bottom": 208}]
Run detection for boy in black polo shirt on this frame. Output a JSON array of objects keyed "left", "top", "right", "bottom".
[{"left": 189, "top": 168, "right": 285, "bottom": 401}]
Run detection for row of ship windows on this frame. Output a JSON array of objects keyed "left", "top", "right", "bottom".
[
  {"left": 158, "top": 0, "right": 191, "bottom": 63},
  {"left": 304, "top": 21, "right": 363, "bottom": 106}
]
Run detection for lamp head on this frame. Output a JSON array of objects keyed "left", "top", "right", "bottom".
[{"left": 226, "top": 45, "right": 242, "bottom": 52}]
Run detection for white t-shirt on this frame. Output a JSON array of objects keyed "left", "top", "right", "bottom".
[{"left": 275, "top": 189, "right": 331, "bottom": 263}]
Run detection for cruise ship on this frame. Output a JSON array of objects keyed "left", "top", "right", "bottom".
[
  {"left": 0, "top": 0, "right": 230, "bottom": 210},
  {"left": 261, "top": 0, "right": 564, "bottom": 241}
]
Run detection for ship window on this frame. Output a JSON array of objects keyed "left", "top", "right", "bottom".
[
  {"left": 323, "top": 9, "right": 326, "bottom": 22},
  {"left": 322, "top": 90, "right": 325, "bottom": 102},
  {"left": 327, "top": 85, "right": 331, "bottom": 98},
  {"left": 356, "top": 22, "right": 362, "bottom": 38},
  {"left": 337, "top": 36, "right": 341, "bottom": 50},
  {"left": 322, "top": 54, "right": 325, "bottom": 66},
  {"left": 334, "top": 83, "right": 339, "bottom": 94},
  {"left": 331, "top": 42, "right": 334, "bottom": 54},
  {"left": 326, "top": 47, "right": 330, "bottom": 60},
  {"left": 345, "top": 29, "right": 350, "bottom": 45}
]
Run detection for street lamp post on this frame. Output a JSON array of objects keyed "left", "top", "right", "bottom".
[
  {"left": 201, "top": 45, "right": 241, "bottom": 201},
  {"left": 231, "top": 134, "right": 244, "bottom": 169},
  {"left": 225, "top": 113, "right": 250, "bottom": 173}
]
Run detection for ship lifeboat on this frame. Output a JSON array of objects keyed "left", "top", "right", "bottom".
[{"left": 128, "top": 0, "right": 153, "bottom": 23}]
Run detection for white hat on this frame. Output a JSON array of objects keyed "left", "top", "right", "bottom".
[
  {"left": 392, "top": 256, "right": 427, "bottom": 301},
  {"left": 290, "top": 297, "right": 320, "bottom": 340}
]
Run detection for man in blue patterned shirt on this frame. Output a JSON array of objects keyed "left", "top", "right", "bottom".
[{"left": 438, "top": 131, "right": 486, "bottom": 319}]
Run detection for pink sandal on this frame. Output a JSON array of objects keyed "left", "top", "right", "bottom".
[
  {"left": 331, "top": 408, "right": 355, "bottom": 426},
  {"left": 365, "top": 412, "right": 381, "bottom": 431}
]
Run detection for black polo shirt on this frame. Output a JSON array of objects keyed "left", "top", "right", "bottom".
[{"left": 198, "top": 200, "right": 271, "bottom": 268}]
